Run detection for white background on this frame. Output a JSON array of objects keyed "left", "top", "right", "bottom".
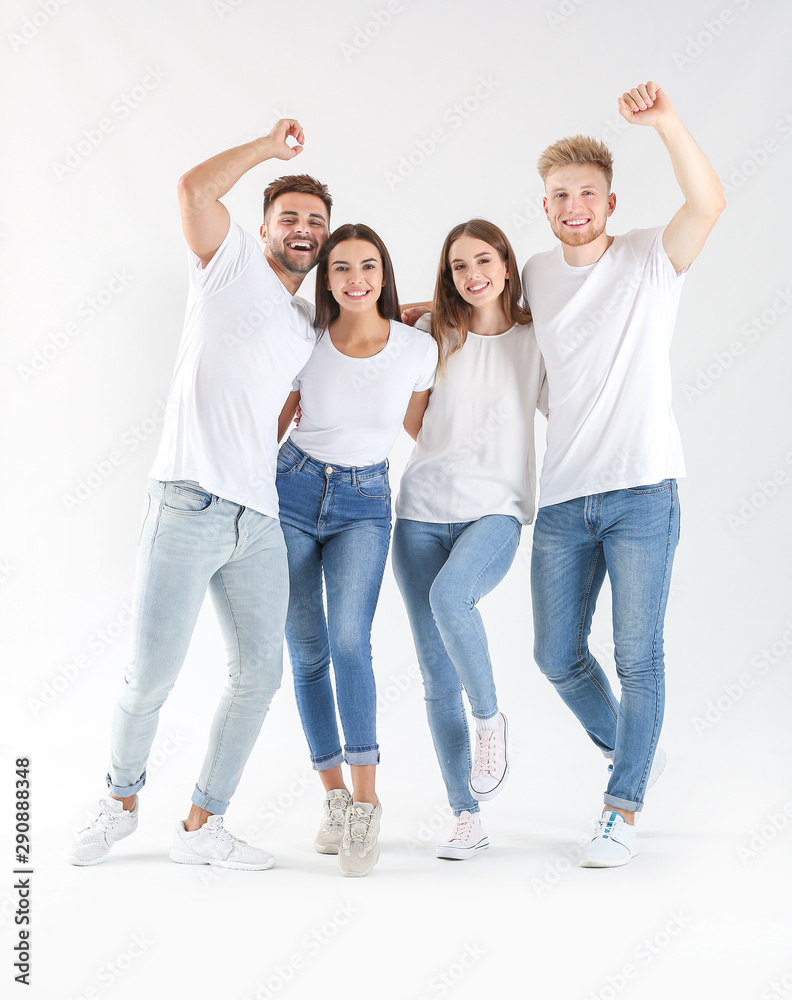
[{"left": 3, "top": 0, "right": 791, "bottom": 997}]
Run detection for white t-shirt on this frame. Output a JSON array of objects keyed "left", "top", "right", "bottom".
[
  {"left": 396, "top": 315, "right": 546, "bottom": 525},
  {"left": 289, "top": 319, "right": 438, "bottom": 466},
  {"left": 522, "top": 226, "right": 688, "bottom": 508},
  {"left": 150, "top": 220, "right": 316, "bottom": 517}
]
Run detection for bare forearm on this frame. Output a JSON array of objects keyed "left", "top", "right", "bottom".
[
  {"left": 655, "top": 115, "right": 725, "bottom": 218},
  {"left": 178, "top": 136, "right": 275, "bottom": 207}
]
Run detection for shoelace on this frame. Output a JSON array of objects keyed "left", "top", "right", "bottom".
[
  {"left": 322, "top": 797, "right": 348, "bottom": 833},
  {"left": 81, "top": 800, "right": 126, "bottom": 835},
  {"left": 591, "top": 814, "right": 622, "bottom": 841},
  {"left": 471, "top": 731, "right": 496, "bottom": 777},
  {"left": 449, "top": 813, "right": 474, "bottom": 843},
  {"left": 346, "top": 807, "right": 372, "bottom": 847},
  {"left": 204, "top": 816, "right": 242, "bottom": 844}
]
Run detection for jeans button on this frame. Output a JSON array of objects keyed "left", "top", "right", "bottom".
[{"left": 325, "top": 466, "right": 334, "bottom": 474}]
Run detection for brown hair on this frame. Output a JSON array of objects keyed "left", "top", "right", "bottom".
[
  {"left": 262, "top": 174, "right": 332, "bottom": 224},
  {"left": 537, "top": 135, "right": 613, "bottom": 189},
  {"left": 431, "top": 219, "right": 530, "bottom": 373},
  {"left": 313, "top": 223, "right": 400, "bottom": 332}
]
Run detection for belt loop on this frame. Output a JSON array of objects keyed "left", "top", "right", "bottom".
[
  {"left": 296, "top": 452, "right": 309, "bottom": 472},
  {"left": 350, "top": 466, "right": 358, "bottom": 487}
]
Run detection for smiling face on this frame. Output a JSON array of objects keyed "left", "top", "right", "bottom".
[
  {"left": 326, "top": 239, "right": 384, "bottom": 313},
  {"left": 448, "top": 235, "right": 508, "bottom": 309},
  {"left": 261, "top": 192, "right": 330, "bottom": 275},
  {"left": 543, "top": 163, "right": 616, "bottom": 248}
]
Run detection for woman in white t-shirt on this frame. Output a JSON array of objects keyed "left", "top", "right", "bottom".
[
  {"left": 276, "top": 223, "right": 438, "bottom": 877},
  {"left": 392, "top": 219, "right": 545, "bottom": 860}
]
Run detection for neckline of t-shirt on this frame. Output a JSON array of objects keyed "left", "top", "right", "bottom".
[
  {"left": 467, "top": 322, "right": 522, "bottom": 340},
  {"left": 324, "top": 319, "right": 394, "bottom": 361},
  {"left": 556, "top": 235, "right": 621, "bottom": 271}
]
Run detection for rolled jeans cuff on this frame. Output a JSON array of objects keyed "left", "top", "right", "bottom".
[
  {"left": 603, "top": 792, "right": 644, "bottom": 814},
  {"left": 191, "top": 784, "right": 229, "bottom": 816},
  {"left": 312, "top": 749, "right": 346, "bottom": 772},
  {"left": 344, "top": 746, "right": 380, "bottom": 767},
  {"left": 106, "top": 772, "right": 146, "bottom": 798}
]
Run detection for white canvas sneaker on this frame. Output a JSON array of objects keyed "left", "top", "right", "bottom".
[
  {"left": 579, "top": 810, "right": 638, "bottom": 868},
  {"left": 469, "top": 713, "right": 510, "bottom": 801},
  {"left": 436, "top": 810, "right": 489, "bottom": 861},
  {"left": 338, "top": 800, "right": 382, "bottom": 877},
  {"left": 314, "top": 789, "right": 351, "bottom": 855},
  {"left": 170, "top": 815, "right": 275, "bottom": 870},
  {"left": 65, "top": 796, "right": 139, "bottom": 866}
]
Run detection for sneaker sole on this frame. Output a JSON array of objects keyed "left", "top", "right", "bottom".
[
  {"left": 436, "top": 836, "right": 490, "bottom": 861},
  {"left": 579, "top": 852, "right": 637, "bottom": 869},
  {"left": 339, "top": 844, "right": 379, "bottom": 877},
  {"left": 469, "top": 759, "right": 510, "bottom": 802},
  {"left": 169, "top": 849, "right": 275, "bottom": 871},
  {"left": 314, "top": 842, "right": 341, "bottom": 855},
  {"left": 64, "top": 851, "right": 111, "bottom": 867}
]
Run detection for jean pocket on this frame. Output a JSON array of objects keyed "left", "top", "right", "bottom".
[
  {"left": 626, "top": 480, "right": 672, "bottom": 495},
  {"left": 356, "top": 474, "right": 389, "bottom": 499},
  {"left": 162, "top": 481, "right": 214, "bottom": 514},
  {"left": 276, "top": 453, "right": 300, "bottom": 477}
]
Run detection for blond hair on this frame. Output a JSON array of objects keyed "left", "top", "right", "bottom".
[{"left": 537, "top": 135, "right": 613, "bottom": 189}]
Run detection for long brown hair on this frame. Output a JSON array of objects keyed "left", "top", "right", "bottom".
[
  {"left": 314, "top": 223, "right": 400, "bottom": 331},
  {"left": 432, "top": 219, "right": 530, "bottom": 373}
]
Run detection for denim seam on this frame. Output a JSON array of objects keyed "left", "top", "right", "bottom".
[
  {"left": 637, "top": 483, "right": 677, "bottom": 799},
  {"left": 576, "top": 546, "right": 619, "bottom": 720},
  {"left": 198, "top": 565, "right": 242, "bottom": 804}
]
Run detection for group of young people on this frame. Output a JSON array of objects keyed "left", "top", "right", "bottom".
[{"left": 66, "top": 81, "right": 725, "bottom": 876}]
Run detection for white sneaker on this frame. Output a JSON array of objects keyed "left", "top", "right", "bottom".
[
  {"left": 469, "top": 713, "right": 509, "bottom": 801},
  {"left": 170, "top": 815, "right": 274, "bottom": 870},
  {"left": 436, "top": 811, "right": 489, "bottom": 860},
  {"left": 607, "top": 746, "right": 667, "bottom": 790},
  {"left": 338, "top": 800, "right": 382, "bottom": 877},
  {"left": 579, "top": 810, "right": 638, "bottom": 868},
  {"left": 314, "top": 789, "right": 350, "bottom": 855},
  {"left": 65, "top": 796, "right": 139, "bottom": 866}
]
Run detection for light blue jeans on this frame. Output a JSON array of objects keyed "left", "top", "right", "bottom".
[
  {"left": 276, "top": 440, "right": 391, "bottom": 770},
  {"left": 392, "top": 515, "right": 522, "bottom": 815},
  {"left": 531, "top": 480, "right": 680, "bottom": 813},
  {"left": 107, "top": 479, "right": 289, "bottom": 814}
]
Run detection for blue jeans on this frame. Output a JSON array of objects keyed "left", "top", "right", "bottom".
[
  {"left": 392, "top": 515, "right": 522, "bottom": 815},
  {"left": 108, "top": 479, "right": 289, "bottom": 814},
  {"left": 531, "top": 480, "right": 680, "bottom": 812},
  {"left": 276, "top": 439, "right": 391, "bottom": 770}
]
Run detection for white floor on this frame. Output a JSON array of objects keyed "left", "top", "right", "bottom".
[{"left": 12, "top": 595, "right": 792, "bottom": 1000}]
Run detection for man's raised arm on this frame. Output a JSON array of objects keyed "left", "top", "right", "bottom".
[
  {"left": 617, "top": 82, "right": 726, "bottom": 273},
  {"left": 177, "top": 119, "right": 305, "bottom": 267}
]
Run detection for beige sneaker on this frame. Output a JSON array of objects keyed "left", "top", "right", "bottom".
[
  {"left": 314, "top": 789, "right": 350, "bottom": 855},
  {"left": 338, "top": 800, "right": 382, "bottom": 877}
]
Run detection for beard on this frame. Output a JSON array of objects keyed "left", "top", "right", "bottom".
[
  {"left": 266, "top": 235, "right": 320, "bottom": 275},
  {"left": 550, "top": 214, "right": 607, "bottom": 248}
]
